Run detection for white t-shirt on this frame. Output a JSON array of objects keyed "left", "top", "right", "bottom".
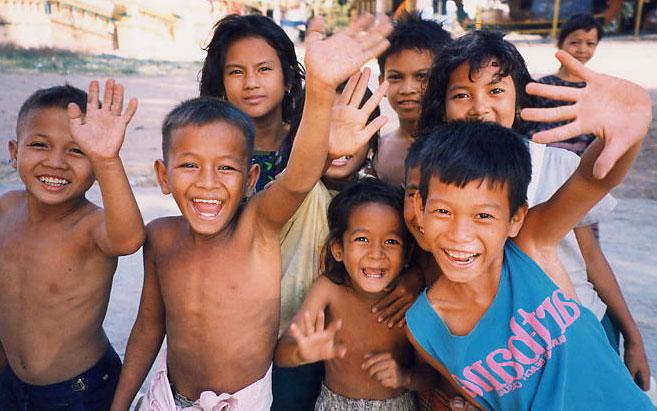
[{"left": 527, "top": 142, "right": 617, "bottom": 320}]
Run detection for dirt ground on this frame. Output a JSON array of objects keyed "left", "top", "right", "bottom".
[{"left": 0, "top": 36, "right": 656, "bottom": 402}]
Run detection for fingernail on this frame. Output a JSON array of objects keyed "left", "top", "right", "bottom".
[
  {"left": 372, "top": 307, "right": 377, "bottom": 313},
  {"left": 378, "top": 317, "right": 383, "bottom": 322}
]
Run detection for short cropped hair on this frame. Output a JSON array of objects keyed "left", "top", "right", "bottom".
[
  {"left": 323, "top": 179, "right": 407, "bottom": 285},
  {"left": 199, "top": 14, "right": 304, "bottom": 127},
  {"left": 16, "top": 84, "right": 87, "bottom": 137},
  {"left": 419, "top": 31, "right": 535, "bottom": 136},
  {"left": 558, "top": 14, "right": 603, "bottom": 48},
  {"left": 418, "top": 121, "right": 531, "bottom": 217},
  {"left": 161, "top": 97, "right": 255, "bottom": 163},
  {"left": 377, "top": 11, "right": 452, "bottom": 73}
]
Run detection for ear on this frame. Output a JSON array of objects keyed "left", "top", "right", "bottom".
[
  {"left": 413, "top": 191, "right": 426, "bottom": 231},
  {"left": 154, "top": 160, "right": 171, "bottom": 195},
  {"left": 508, "top": 203, "right": 528, "bottom": 238},
  {"left": 245, "top": 163, "right": 260, "bottom": 197},
  {"left": 330, "top": 239, "right": 344, "bottom": 262},
  {"left": 8, "top": 140, "right": 18, "bottom": 169}
]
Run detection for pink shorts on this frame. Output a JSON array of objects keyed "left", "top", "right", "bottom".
[{"left": 139, "top": 349, "right": 273, "bottom": 411}]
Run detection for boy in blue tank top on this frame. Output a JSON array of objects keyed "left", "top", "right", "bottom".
[{"left": 405, "top": 52, "right": 654, "bottom": 410}]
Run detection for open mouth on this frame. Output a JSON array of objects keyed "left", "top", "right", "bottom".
[
  {"left": 191, "top": 198, "right": 224, "bottom": 219},
  {"left": 38, "top": 176, "right": 70, "bottom": 191},
  {"left": 362, "top": 267, "right": 385, "bottom": 279},
  {"left": 331, "top": 156, "right": 352, "bottom": 167},
  {"left": 442, "top": 249, "right": 480, "bottom": 266}
]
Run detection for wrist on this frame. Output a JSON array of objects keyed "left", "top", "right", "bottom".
[{"left": 305, "top": 76, "right": 338, "bottom": 101}]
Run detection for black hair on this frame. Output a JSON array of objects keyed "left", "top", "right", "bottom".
[
  {"left": 323, "top": 179, "right": 407, "bottom": 285},
  {"left": 16, "top": 84, "right": 87, "bottom": 137},
  {"left": 199, "top": 14, "right": 305, "bottom": 175},
  {"left": 417, "top": 121, "right": 531, "bottom": 217},
  {"left": 418, "top": 30, "right": 535, "bottom": 136},
  {"left": 558, "top": 14, "right": 603, "bottom": 48},
  {"left": 377, "top": 11, "right": 452, "bottom": 74},
  {"left": 404, "top": 132, "right": 430, "bottom": 176},
  {"left": 161, "top": 97, "right": 255, "bottom": 164}
]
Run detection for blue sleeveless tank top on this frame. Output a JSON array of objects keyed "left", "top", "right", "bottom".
[{"left": 406, "top": 240, "right": 654, "bottom": 410}]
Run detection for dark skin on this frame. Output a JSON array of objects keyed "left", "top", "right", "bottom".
[
  {"left": 0, "top": 80, "right": 143, "bottom": 385},
  {"left": 110, "top": 15, "right": 393, "bottom": 409}
]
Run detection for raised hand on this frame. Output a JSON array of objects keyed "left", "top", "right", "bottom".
[
  {"left": 521, "top": 50, "right": 651, "bottom": 179},
  {"left": 329, "top": 68, "right": 388, "bottom": 159},
  {"left": 371, "top": 267, "right": 423, "bottom": 329},
  {"left": 289, "top": 311, "right": 347, "bottom": 364},
  {"left": 68, "top": 79, "right": 138, "bottom": 162},
  {"left": 362, "top": 352, "right": 410, "bottom": 389},
  {"left": 304, "top": 13, "right": 392, "bottom": 93}
]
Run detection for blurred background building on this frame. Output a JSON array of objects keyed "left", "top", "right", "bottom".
[{"left": 1, "top": 0, "right": 654, "bottom": 61}]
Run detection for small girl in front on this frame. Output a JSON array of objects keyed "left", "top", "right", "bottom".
[{"left": 275, "top": 179, "right": 437, "bottom": 410}]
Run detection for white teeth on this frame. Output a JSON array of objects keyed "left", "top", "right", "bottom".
[
  {"left": 444, "top": 249, "right": 477, "bottom": 259},
  {"left": 363, "top": 269, "right": 384, "bottom": 279},
  {"left": 192, "top": 198, "right": 222, "bottom": 205},
  {"left": 39, "top": 176, "right": 69, "bottom": 185}
]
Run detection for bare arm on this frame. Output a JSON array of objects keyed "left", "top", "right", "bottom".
[
  {"left": 519, "top": 51, "right": 651, "bottom": 265},
  {"left": 275, "top": 276, "right": 345, "bottom": 367},
  {"left": 110, "top": 231, "right": 166, "bottom": 411},
  {"left": 574, "top": 225, "right": 651, "bottom": 390},
  {"left": 252, "top": 15, "right": 392, "bottom": 233},
  {"left": 69, "top": 79, "right": 145, "bottom": 256}
]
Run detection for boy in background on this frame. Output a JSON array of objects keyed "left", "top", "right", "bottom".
[{"left": 374, "top": 11, "right": 452, "bottom": 188}]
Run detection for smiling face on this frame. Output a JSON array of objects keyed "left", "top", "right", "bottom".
[
  {"left": 560, "top": 28, "right": 599, "bottom": 65},
  {"left": 222, "top": 36, "right": 287, "bottom": 121},
  {"left": 382, "top": 48, "right": 434, "bottom": 123},
  {"left": 416, "top": 177, "right": 525, "bottom": 284},
  {"left": 331, "top": 202, "right": 405, "bottom": 294},
  {"left": 9, "top": 107, "right": 95, "bottom": 206},
  {"left": 444, "top": 59, "right": 517, "bottom": 128},
  {"left": 323, "top": 144, "right": 370, "bottom": 183},
  {"left": 155, "top": 121, "right": 258, "bottom": 237},
  {"left": 403, "top": 165, "right": 429, "bottom": 250}
]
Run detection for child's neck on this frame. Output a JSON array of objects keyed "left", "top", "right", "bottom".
[
  {"left": 26, "top": 193, "right": 88, "bottom": 222},
  {"left": 252, "top": 106, "right": 287, "bottom": 152},
  {"left": 556, "top": 65, "right": 585, "bottom": 83},
  {"left": 397, "top": 118, "right": 418, "bottom": 141}
]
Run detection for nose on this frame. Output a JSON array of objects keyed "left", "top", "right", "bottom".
[
  {"left": 368, "top": 242, "right": 385, "bottom": 260},
  {"left": 197, "top": 166, "right": 219, "bottom": 189},
  {"left": 467, "top": 94, "right": 489, "bottom": 119},
  {"left": 447, "top": 216, "right": 474, "bottom": 243},
  {"left": 244, "top": 70, "right": 259, "bottom": 90},
  {"left": 400, "top": 78, "right": 417, "bottom": 95},
  {"left": 43, "top": 148, "right": 67, "bottom": 169}
]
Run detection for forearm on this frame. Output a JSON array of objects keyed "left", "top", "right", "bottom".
[
  {"left": 110, "top": 319, "right": 165, "bottom": 410},
  {"left": 93, "top": 156, "right": 145, "bottom": 254},
  {"left": 575, "top": 227, "right": 642, "bottom": 341},
  {"left": 279, "top": 81, "right": 335, "bottom": 194}
]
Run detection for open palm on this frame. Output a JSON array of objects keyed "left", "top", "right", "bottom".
[
  {"left": 69, "top": 79, "right": 138, "bottom": 161},
  {"left": 290, "top": 311, "right": 347, "bottom": 363}
]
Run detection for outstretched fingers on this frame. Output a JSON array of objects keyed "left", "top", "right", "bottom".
[
  {"left": 521, "top": 104, "right": 577, "bottom": 124},
  {"left": 593, "top": 138, "right": 632, "bottom": 179},
  {"left": 122, "top": 98, "right": 139, "bottom": 124},
  {"left": 530, "top": 121, "right": 583, "bottom": 145},
  {"left": 103, "top": 79, "right": 115, "bottom": 111},
  {"left": 110, "top": 82, "right": 124, "bottom": 115},
  {"left": 87, "top": 80, "right": 100, "bottom": 109},
  {"left": 350, "top": 67, "right": 371, "bottom": 107},
  {"left": 362, "top": 81, "right": 388, "bottom": 115},
  {"left": 67, "top": 102, "right": 84, "bottom": 127},
  {"left": 525, "top": 82, "right": 582, "bottom": 103},
  {"left": 555, "top": 50, "right": 595, "bottom": 82}
]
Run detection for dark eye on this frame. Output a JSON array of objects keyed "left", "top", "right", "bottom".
[
  {"left": 70, "top": 147, "right": 85, "bottom": 155},
  {"left": 179, "top": 162, "right": 197, "bottom": 169},
  {"left": 476, "top": 213, "right": 493, "bottom": 219},
  {"left": 218, "top": 165, "right": 236, "bottom": 171},
  {"left": 384, "top": 238, "right": 400, "bottom": 245},
  {"left": 452, "top": 93, "right": 468, "bottom": 100},
  {"left": 354, "top": 236, "right": 368, "bottom": 243},
  {"left": 228, "top": 69, "right": 243, "bottom": 75},
  {"left": 433, "top": 208, "right": 450, "bottom": 215},
  {"left": 29, "top": 141, "right": 47, "bottom": 148},
  {"left": 387, "top": 74, "right": 402, "bottom": 81},
  {"left": 490, "top": 88, "right": 504, "bottom": 95},
  {"left": 258, "top": 66, "right": 272, "bottom": 72},
  {"left": 416, "top": 72, "right": 427, "bottom": 81}
]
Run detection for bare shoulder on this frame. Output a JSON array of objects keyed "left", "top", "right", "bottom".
[
  {"left": 145, "top": 216, "right": 186, "bottom": 249},
  {"left": 0, "top": 190, "right": 26, "bottom": 212}
]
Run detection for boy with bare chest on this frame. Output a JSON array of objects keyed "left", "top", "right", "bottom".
[
  {"left": 110, "top": 15, "right": 393, "bottom": 411},
  {"left": 0, "top": 81, "right": 144, "bottom": 410}
]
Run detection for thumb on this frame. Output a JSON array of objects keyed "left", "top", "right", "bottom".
[
  {"left": 68, "top": 102, "right": 83, "bottom": 125},
  {"left": 305, "top": 17, "right": 325, "bottom": 45},
  {"left": 592, "top": 139, "right": 628, "bottom": 179}
]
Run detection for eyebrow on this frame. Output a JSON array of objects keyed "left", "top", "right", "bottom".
[{"left": 225, "top": 60, "right": 274, "bottom": 68}]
